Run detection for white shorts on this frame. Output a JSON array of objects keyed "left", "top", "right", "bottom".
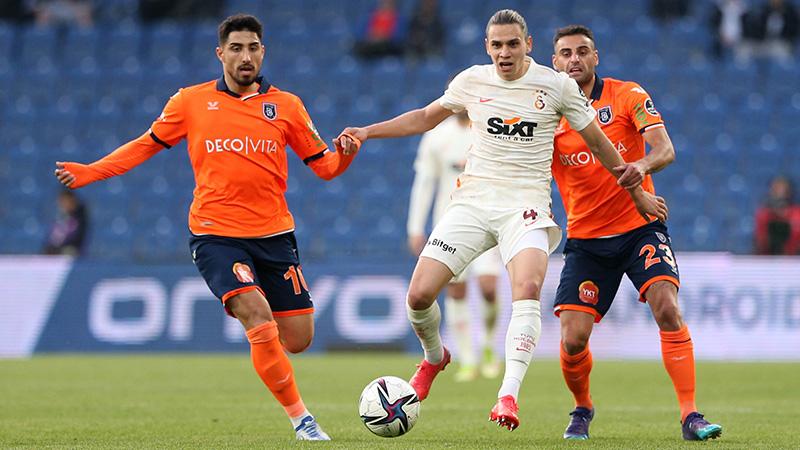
[
  {"left": 420, "top": 201, "right": 562, "bottom": 278},
  {"left": 451, "top": 245, "right": 502, "bottom": 283}
]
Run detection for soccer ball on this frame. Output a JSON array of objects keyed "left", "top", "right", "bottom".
[{"left": 358, "top": 376, "right": 421, "bottom": 438}]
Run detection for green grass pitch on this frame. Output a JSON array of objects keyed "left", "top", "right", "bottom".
[{"left": 1, "top": 353, "right": 796, "bottom": 449}]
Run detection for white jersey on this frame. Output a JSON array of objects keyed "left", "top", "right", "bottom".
[
  {"left": 439, "top": 56, "right": 596, "bottom": 209},
  {"left": 407, "top": 116, "right": 472, "bottom": 236}
]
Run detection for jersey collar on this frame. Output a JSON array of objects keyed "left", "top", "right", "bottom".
[
  {"left": 216, "top": 75, "right": 271, "bottom": 98},
  {"left": 589, "top": 75, "right": 604, "bottom": 101}
]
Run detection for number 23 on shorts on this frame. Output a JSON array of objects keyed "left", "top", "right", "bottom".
[{"left": 639, "top": 243, "right": 677, "bottom": 271}]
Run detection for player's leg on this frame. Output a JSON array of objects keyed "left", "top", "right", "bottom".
[
  {"left": 188, "top": 234, "right": 326, "bottom": 440},
  {"left": 248, "top": 233, "right": 329, "bottom": 440},
  {"left": 444, "top": 279, "right": 478, "bottom": 382},
  {"left": 628, "top": 223, "right": 721, "bottom": 440},
  {"left": 488, "top": 222, "right": 552, "bottom": 430},
  {"left": 553, "top": 235, "right": 624, "bottom": 439},
  {"left": 408, "top": 203, "right": 495, "bottom": 400},
  {"left": 473, "top": 247, "right": 501, "bottom": 378}
]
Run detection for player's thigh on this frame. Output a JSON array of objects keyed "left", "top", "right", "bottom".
[
  {"left": 553, "top": 239, "right": 625, "bottom": 322},
  {"left": 420, "top": 202, "right": 496, "bottom": 281},
  {"left": 506, "top": 245, "right": 549, "bottom": 300},
  {"left": 407, "top": 256, "right": 459, "bottom": 309},
  {"left": 625, "top": 222, "right": 681, "bottom": 303},
  {"left": 189, "top": 234, "right": 264, "bottom": 318}
]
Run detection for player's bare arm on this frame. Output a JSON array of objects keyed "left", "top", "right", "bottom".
[
  {"left": 339, "top": 100, "right": 453, "bottom": 144},
  {"left": 577, "top": 121, "right": 668, "bottom": 222},
  {"left": 615, "top": 126, "right": 675, "bottom": 188}
]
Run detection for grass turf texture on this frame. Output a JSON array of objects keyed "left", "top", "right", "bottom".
[{"left": 1, "top": 354, "right": 796, "bottom": 449}]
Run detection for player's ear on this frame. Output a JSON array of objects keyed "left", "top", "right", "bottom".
[
  {"left": 215, "top": 46, "right": 223, "bottom": 61},
  {"left": 526, "top": 35, "right": 533, "bottom": 53}
]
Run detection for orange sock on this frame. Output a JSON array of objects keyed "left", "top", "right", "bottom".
[
  {"left": 246, "top": 321, "right": 306, "bottom": 418},
  {"left": 660, "top": 325, "right": 697, "bottom": 421},
  {"left": 560, "top": 344, "right": 593, "bottom": 409}
]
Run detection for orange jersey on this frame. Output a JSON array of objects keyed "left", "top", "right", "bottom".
[
  {"left": 552, "top": 77, "right": 665, "bottom": 239},
  {"left": 150, "top": 77, "right": 329, "bottom": 238}
]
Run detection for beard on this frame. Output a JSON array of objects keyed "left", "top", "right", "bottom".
[{"left": 232, "top": 72, "right": 257, "bottom": 87}]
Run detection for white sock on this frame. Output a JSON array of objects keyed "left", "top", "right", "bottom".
[
  {"left": 498, "top": 300, "right": 541, "bottom": 399},
  {"left": 481, "top": 299, "right": 499, "bottom": 349},
  {"left": 407, "top": 301, "right": 444, "bottom": 364},
  {"left": 289, "top": 409, "right": 311, "bottom": 428},
  {"left": 445, "top": 297, "right": 476, "bottom": 366}
]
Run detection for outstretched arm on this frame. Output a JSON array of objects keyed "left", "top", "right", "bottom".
[
  {"left": 339, "top": 100, "right": 454, "bottom": 144},
  {"left": 577, "top": 120, "right": 668, "bottom": 222},
  {"left": 54, "top": 132, "right": 165, "bottom": 188}
]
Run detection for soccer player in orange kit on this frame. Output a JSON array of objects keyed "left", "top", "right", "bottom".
[
  {"left": 551, "top": 25, "right": 722, "bottom": 441},
  {"left": 54, "top": 14, "right": 360, "bottom": 441}
]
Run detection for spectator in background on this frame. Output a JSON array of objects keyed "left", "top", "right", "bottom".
[
  {"left": 33, "top": 0, "right": 93, "bottom": 28},
  {"left": 406, "top": 0, "right": 445, "bottom": 61},
  {"left": 710, "top": 0, "right": 751, "bottom": 61},
  {"left": 0, "top": 0, "right": 35, "bottom": 22},
  {"left": 650, "top": 0, "right": 690, "bottom": 22},
  {"left": 750, "top": 0, "right": 799, "bottom": 63},
  {"left": 354, "top": 0, "right": 405, "bottom": 60},
  {"left": 43, "top": 189, "right": 88, "bottom": 256},
  {"left": 138, "top": 0, "right": 222, "bottom": 21},
  {"left": 755, "top": 176, "right": 800, "bottom": 255}
]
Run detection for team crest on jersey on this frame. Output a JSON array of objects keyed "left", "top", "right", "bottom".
[
  {"left": 644, "top": 98, "right": 659, "bottom": 116},
  {"left": 262, "top": 102, "right": 277, "bottom": 120},
  {"left": 656, "top": 232, "right": 668, "bottom": 244},
  {"left": 597, "top": 105, "right": 613, "bottom": 124},
  {"left": 232, "top": 262, "right": 255, "bottom": 284}
]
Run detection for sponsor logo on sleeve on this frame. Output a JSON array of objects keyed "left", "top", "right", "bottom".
[{"left": 644, "top": 98, "right": 659, "bottom": 116}]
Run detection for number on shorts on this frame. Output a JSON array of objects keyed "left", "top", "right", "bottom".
[
  {"left": 640, "top": 243, "right": 677, "bottom": 271},
  {"left": 639, "top": 244, "right": 661, "bottom": 270},
  {"left": 283, "top": 265, "right": 309, "bottom": 295},
  {"left": 523, "top": 209, "right": 538, "bottom": 224}
]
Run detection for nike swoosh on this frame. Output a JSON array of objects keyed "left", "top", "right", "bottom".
[
  {"left": 479, "top": 98, "right": 494, "bottom": 103},
  {"left": 277, "top": 373, "right": 291, "bottom": 384}
]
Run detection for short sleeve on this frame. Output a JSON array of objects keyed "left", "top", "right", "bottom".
[
  {"left": 438, "top": 68, "right": 471, "bottom": 113},
  {"left": 622, "top": 82, "right": 665, "bottom": 132},
  {"left": 287, "top": 96, "right": 328, "bottom": 163},
  {"left": 558, "top": 75, "right": 596, "bottom": 132},
  {"left": 149, "top": 90, "right": 188, "bottom": 148}
]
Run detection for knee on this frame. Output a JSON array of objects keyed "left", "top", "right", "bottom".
[
  {"left": 647, "top": 282, "right": 683, "bottom": 331},
  {"left": 513, "top": 278, "right": 543, "bottom": 300},
  {"left": 230, "top": 294, "right": 272, "bottom": 328},
  {"left": 561, "top": 331, "right": 590, "bottom": 355},
  {"left": 407, "top": 285, "right": 437, "bottom": 310},
  {"left": 283, "top": 335, "right": 312, "bottom": 354}
]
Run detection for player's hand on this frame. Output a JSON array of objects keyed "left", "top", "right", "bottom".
[
  {"left": 54, "top": 162, "right": 77, "bottom": 188},
  {"left": 333, "top": 129, "right": 362, "bottom": 156},
  {"left": 408, "top": 234, "right": 426, "bottom": 255},
  {"left": 614, "top": 161, "right": 646, "bottom": 189},
  {"left": 629, "top": 188, "right": 668, "bottom": 223}
]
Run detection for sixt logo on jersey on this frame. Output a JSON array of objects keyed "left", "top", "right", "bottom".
[{"left": 487, "top": 117, "right": 538, "bottom": 138}]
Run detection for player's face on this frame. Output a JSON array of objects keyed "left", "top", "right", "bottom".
[
  {"left": 485, "top": 24, "right": 532, "bottom": 81},
  {"left": 552, "top": 34, "right": 598, "bottom": 87},
  {"left": 216, "top": 31, "right": 265, "bottom": 88}
]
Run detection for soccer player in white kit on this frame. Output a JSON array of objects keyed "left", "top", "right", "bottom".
[
  {"left": 339, "top": 9, "right": 667, "bottom": 430},
  {"left": 407, "top": 111, "right": 503, "bottom": 382}
]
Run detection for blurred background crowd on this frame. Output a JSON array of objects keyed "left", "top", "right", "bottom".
[{"left": 1, "top": 0, "right": 798, "bottom": 262}]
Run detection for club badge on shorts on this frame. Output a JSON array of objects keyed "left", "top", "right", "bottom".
[
  {"left": 262, "top": 102, "right": 277, "bottom": 120},
  {"left": 578, "top": 280, "right": 599, "bottom": 305}
]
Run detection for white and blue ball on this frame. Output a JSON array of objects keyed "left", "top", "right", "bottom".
[{"left": 358, "top": 376, "right": 420, "bottom": 437}]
